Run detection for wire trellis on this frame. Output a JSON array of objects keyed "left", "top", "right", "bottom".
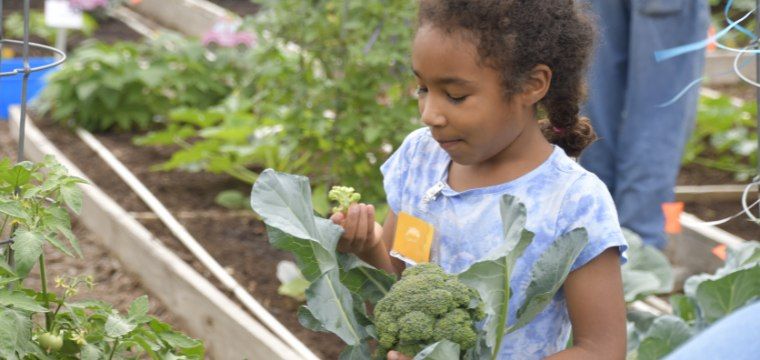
[{"left": 1, "top": 0, "right": 67, "bottom": 269}]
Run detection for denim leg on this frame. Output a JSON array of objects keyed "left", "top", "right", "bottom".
[
  {"left": 615, "top": 0, "right": 709, "bottom": 248},
  {"left": 579, "top": 0, "right": 631, "bottom": 193}
]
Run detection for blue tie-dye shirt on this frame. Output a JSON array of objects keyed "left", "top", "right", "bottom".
[{"left": 380, "top": 127, "right": 628, "bottom": 359}]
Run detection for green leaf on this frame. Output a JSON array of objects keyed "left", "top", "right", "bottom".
[
  {"left": 60, "top": 183, "right": 83, "bottom": 214},
  {"left": 214, "top": 190, "right": 251, "bottom": 210},
  {"left": 250, "top": 169, "right": 342, "bottom": 280},
  {"left": 0, "top": 290, "right": 48, "bottom": 312},
  {"left": 1, "top": 164, "right": 31, "bottom": 188},
  {"left": 0, "top": 307, "right": 39, "bottom": 359},
  {"left": 297, "top": 305, "right": 326, "bottom": 332},
  {"left": 695, "top": 265, "right": 760, "bottom": 324},
  {"left": 81, "top": 344, "right": 103, "bottom": 360},
  {"left": 0, "top": 200, "right": 27, "bottom": 220},
  {"left": 339, "top": 343, "right": 371, "bottom": 360},
  {"left": 338, "top": 253, "right": 394, "bottom": 304},
  {"left": 635, "top": 316, "right": 692, "bottom": 360},
  {"left": 458, "top": 195, "right": 533, "bottom": 352},
  {"left": 669, "top": 295, "right": 698, "bottom": 324},
  {"left": 10, "top": 229, "right": 45, "bottom": 278},
  {"left": 413, "top": 340, "right": 460, "bottom": 360},
  {"left": 511, "top": 227, "right": 588, "bottom": 332},
  {"left": 44, "top": 233, "right": 74, "bottom": 257},
  {"left": 129, "top": 295, "right": 150, "bottom": 321},
  {"left": 303, "top": 269, "right": 368, "bottom": 347},
  {"left": 105, "top": 314, "right": 137, "bottom": 338},
  {"left": 621, "top": 229, "right": 673, "bottom": 302}
]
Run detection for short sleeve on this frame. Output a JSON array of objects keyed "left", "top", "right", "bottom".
[
  {"left": 556, "top": 173, "right": 628, "bottom": 272},
  {"left": 379, "top": 128, "right": 426, "bottom": 214}
]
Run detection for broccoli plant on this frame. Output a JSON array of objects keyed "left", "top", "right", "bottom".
[
  {"left": 328, "top": 186, "right": 361, "bottom": 214},
  {"left": 374, "top": 263, "right": 485, "bottom": 357},
  {"left": 251, "top": 169, "right": 588, "bottom": 359}
]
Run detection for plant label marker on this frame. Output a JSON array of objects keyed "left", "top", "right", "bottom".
[{"left": 391, "top": 211, "right": 435, "bottom": 265}]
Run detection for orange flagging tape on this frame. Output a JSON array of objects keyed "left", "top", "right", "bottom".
[
  {"left": 712, "top": 244, "right": 728, "bottom": 261},
  {"left": 662, "top": 202, "right": 684, "bottom": 234}
]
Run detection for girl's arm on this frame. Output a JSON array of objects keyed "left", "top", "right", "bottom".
[
  {"left": 545, "top": 248, "right": 627, "bottom": 360},
  {"left": 356, "top": 209, "right": 405, "bottom": 276}
]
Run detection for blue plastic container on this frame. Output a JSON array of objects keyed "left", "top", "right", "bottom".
[{"left": 1, "top": 57, "right": 57, "bottom": 119}]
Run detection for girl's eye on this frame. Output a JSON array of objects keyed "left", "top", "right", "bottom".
[
  {"left": 415, "top": 86, "right": 428, "bottom": 97},
  {"left": 447, "top": 94, "right": 467, "bottom": 104}
]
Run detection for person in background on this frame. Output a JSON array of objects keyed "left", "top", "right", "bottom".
[{"left": 581, "top": 0, "right": 710, "bottom": 248}]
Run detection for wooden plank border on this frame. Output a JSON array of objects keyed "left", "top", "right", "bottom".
[{"left": 8, "top": 106, "right": 307, "bottom": 360}]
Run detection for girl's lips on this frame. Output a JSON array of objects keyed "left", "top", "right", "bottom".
[{"left": 438, "top": 139, "right": 462, "bottom": 150}]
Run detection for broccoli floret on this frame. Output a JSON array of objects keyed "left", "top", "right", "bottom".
[
  {"left": 434, "top": 309, "right": 479, "bottom": 350},
  {"left": 328, "top": 186, "right": 361, "bottom": 214},
  {"left": 373, "top": 263, "right": 484, "bottom": 357},
  {"left": 398, "top": 311, "right": 435, "bottom": 342}
]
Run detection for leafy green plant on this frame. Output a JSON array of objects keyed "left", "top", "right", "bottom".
[
  {"left": 620, "top": 229, "right": 674, "bottom": 303},
  {"left": 0, "top": 156, "right": 204, "bottom": 359},
  {"left": 683, "top": 94, "right": 758, "bottom": 180},
  {"left": 35, "top": 33, "right": 244, "bottom": 132},
  {"left": 250, "top": 169, "right": 588, "bottom": 359},
  {"left": 626, "top": 242, "right": 760, "bottom": 360}
]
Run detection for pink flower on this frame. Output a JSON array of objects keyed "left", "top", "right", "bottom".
[
  {"left": 202, "top": 17, "right": 257, "bottom": 48},
  {"left": 69, "top": 0, "right": 108, "bottom": 11}
]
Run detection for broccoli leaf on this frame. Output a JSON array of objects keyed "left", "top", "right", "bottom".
[
  {"left": 338, "top": 253, "right": 395, "bottom": 304},
  {"left": 458, "top": 195, "right": 533, "bottom": 354},
  {"left": 413, "top": 340, "right": 460, "bottom": 360},
  {"left": 511, "top": 228, "right": 587, "bottom": 332},
  {"left": 251, "top": 170, "right": 371, "bottom": 356},
  {"left": 305, "top": 269, "right": 368, "bottom": 346},
  {"left": 251, "top": 169, "right": 342, "bottom": 280},
  {"left": 695, "top": 264, "right": 760, "bottom": 324},
  {"left": 621, "top": 229, "right": 673, "bottom": 302}
]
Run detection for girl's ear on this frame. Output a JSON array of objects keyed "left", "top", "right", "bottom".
[{"left": 520, "top": 64, "right": 552, "bottom": 106}]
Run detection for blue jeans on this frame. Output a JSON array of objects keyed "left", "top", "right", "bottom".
[
  {"left": 665, "top": 301, "right": 760, "bottom": 360},
  {"left": 580, "top": 0, "right": 710, "bottom": 248}
]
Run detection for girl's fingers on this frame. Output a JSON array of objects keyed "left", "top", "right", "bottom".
[
  {"left": 343, "top": 204, "right": 360, "bottom": 246},
  {"left": 330, "top": 211, "right": 345, "bottom": 224},
  {"left": 362, "top": 205, "right": 375, "bottom": 252},
  {"left": 355, "top": 204, "right": 369, "bottom": 246}
]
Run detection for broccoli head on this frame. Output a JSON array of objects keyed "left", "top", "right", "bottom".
[{"left": 374, "top": 263, "right": 484, "bottom": 357}]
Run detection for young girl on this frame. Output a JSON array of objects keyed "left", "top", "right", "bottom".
[{"left": 331, "top": 1, "right": 628, "bottom": 359}]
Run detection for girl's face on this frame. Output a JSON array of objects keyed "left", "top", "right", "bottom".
[{"left": 412, "top": 25, "right": 536, "bottom": 167}]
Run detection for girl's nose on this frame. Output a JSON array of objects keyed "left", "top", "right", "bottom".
[{"left": 420, "top": 98, "right": 447, "bottom": 127}]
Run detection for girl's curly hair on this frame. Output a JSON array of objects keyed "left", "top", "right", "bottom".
[{"left": 418, "top": 0, "right": 597, "bottom": 157}]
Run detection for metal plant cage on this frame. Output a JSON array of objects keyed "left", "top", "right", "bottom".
[{"left": 0, "top": 0, "right": 67, "bottom": 265}]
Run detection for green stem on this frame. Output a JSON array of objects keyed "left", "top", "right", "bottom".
[
  {"left": 39, "top": 254, "right": 53, "bottom": 331},
  {"left": 109, "top": 339, "right": 120, "bottom": 360},
  {"left": 491, "top": 265, "right": 510, "bottom": 360}
]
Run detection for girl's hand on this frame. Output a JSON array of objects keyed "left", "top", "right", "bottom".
[
  {"left": 330, "top": 203, "right": 381, "bottom": 254},
  {"left": 387, "top": 351, "right": 412, "bottom": 360}
]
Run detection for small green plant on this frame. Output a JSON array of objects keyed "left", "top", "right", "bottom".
[
  {"left": 35, "top": 33, "right": 244, "bottom": 132},
  {"left": 328, "top": 186, "right": 361, "bottom": 214},
  {"left": 0, "top": 156, "right": 204, "bottom": 359},
  {"left": 684, "top": 94, "right": 758, "bottom": 180},
  {"left": 250, "top": 169, "right": 588, "bottom": 359}
]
